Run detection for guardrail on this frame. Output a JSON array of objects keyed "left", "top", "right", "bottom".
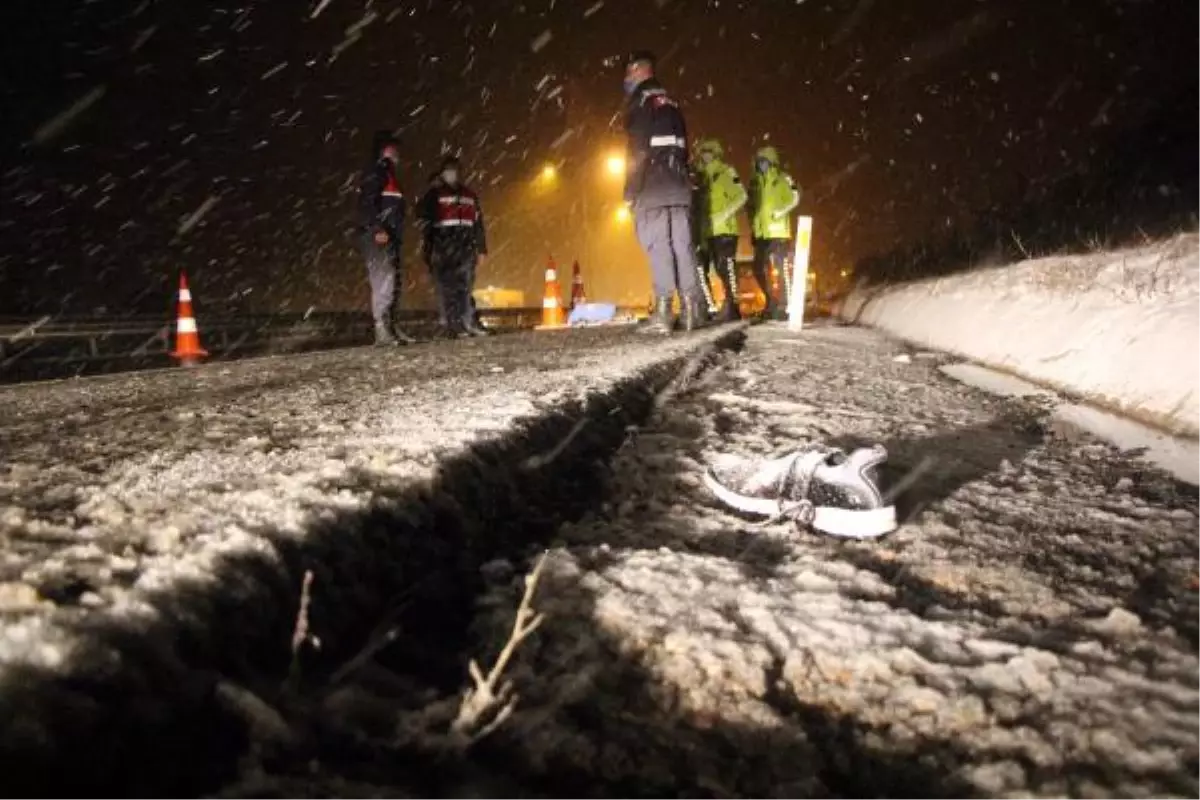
[{"left": 0, "top": 306, "right": 647, "bottom": 384}]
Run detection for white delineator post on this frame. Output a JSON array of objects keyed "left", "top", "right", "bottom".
[{"left": 787, "top": 215, "right": 814, "bottom": 332}]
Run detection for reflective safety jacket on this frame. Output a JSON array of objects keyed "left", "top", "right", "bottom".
[
  {"left": 699, "top": 158, "right": 747, "bottom": 238},
  {"left": 418, "top": 178, "right": 488, "bottom": 259},
  {"left": 359, "top": 158, "right": 405, "bottom": 236},
  {"left": 749, "top": 146, "right": 801, "bottom": 240}
]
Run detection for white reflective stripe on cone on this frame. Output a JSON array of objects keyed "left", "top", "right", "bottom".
[
  {"left": 543, "top": 297, "right": 559, "bottom": 308},
  {"left": 434, "top": 219, "right": 473, "bottom": 227},
  {"left": 179, "top": 289, "right": 192, "bottom": 302},
  {"left": 545, "top": 269, "right": 557, "bottom": 281},
  {"left": 177, "top": 317, "right": 198, "bottom": 334}
]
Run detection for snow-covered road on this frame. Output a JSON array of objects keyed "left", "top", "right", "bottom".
[
  {"left": 0, "top": 322, "right": 1195, "bottom": 797},
  {"left": 453, "top": 323, "right": 1198, "bottom": 799},
  {"left": 0, "top": 328, "right": 725, "bottom": 663}
]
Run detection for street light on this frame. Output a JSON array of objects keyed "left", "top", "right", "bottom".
[
  {"left": 540, "top": 163, "right": 557, "bottom": 181},
  {"left": 605, "top": 153, "right": 625, "bottom": 177}
]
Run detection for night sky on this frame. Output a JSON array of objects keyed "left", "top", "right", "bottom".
[{"left": 0, "top": 0, "right": 1195, "bottom": 317}]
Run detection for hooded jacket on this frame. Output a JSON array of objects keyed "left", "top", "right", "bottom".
[
  {"left": 622, "top": 77, "right": 691, "bottom": 209},
  {"left": 696, "top": 139, "right": 747, "bottom": 239},
  {"left": 749, "top": 145, "right": 801, "bottom": 240}
]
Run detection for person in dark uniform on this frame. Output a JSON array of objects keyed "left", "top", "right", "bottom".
[
  {"left": 622, "top": 50, "right": 706, "bottom": 334},
  {"left": 418, "top": 155, "right": 489, "bottom": 338},
  {"left": 421, "top": 169, "right": 450, "bottom": 330},
  {"left": 358, "top": 131, "right": 414, "bottom": 345}
]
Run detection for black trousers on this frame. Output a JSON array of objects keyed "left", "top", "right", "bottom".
[
  {"left": 430, "top": 247, "right": 478, "bottom": 330},
  {"left": 707, "top": 235, "right": 739, "bottom": 310},
  {"left": 751, "top": 238, "right": 792, "bottom": 310}
]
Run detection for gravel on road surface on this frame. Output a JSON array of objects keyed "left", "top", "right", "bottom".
[
  {"left": 1, "top": 322, "right": 1195, "bottom": 798},
  {"left": 0, "top": 325, "right": 739, "bottom": 795},
  {"left": 451, "top": 323, "right": 1199, "bottom": 799}
]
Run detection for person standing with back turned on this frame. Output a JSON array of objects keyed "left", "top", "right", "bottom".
[{"left": 622, "top": 50, "right": 706, "bottom": 334}]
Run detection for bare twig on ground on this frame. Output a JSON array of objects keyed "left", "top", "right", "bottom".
[
  {"left": 522, "top": 417, "right": 590, "bottom": 470},
  {"left": 286, "top": 570, "right": 316, "bottom": 691},
  {"left": 449, "top": 551, "right": 549, "bottom": 745},
  {"left": 1009, "top": 229, "right": 1031, "bottom": 260},
  {"left": 326, "top": 574, "right": 438, "bottom": 688}
]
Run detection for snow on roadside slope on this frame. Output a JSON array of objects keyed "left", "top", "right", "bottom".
[
  {"left": 838, "top": 233, "right": 1199, "bottom": 438},
  {"left": 941, "top": 361, "right": 1199, "bottom": 485}
]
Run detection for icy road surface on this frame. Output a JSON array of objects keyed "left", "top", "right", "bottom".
[
  {"left": 0, "top": 327, "right": 725, "bottom": 669},
  {"left": 450, "top": 323, "right": 1198, "bottom": 799}
]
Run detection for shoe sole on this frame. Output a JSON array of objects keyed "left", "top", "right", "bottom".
[{"left": 702, "top": 469, "right": 898, "bottom": 539}]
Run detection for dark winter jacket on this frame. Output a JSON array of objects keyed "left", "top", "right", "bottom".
[
  {"left": 623, "top": 77, "right": 692, "bottom": 209},
  {"left": 418, "top": 177, "right": 488, "bottom": 262},
  {"left": 358, "top": 158, "right": 405, "bottom": 237}
]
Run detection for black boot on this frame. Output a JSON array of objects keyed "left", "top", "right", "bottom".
[
  {"left": 681, "top": 294, "right": 708, "bottom": 332},
  {"left": 719, "top": 258, "right": 742, "bottom": 321},
  {"left": 391, "top": 322, "right": 416, "bottom": 344},
  {"left": 718, "top": 295, "right": 741, "bottom": 322},
  {"left": 374, "top": 322, "right": 398, "bottom": 346},
  {"left": 639, "top": 295, "right": 674, "bottom": 334},
  {"left": 462, "top": 316, "right": 489, "bottom": 337},
  {"left": 463, "top": 308, "right": 493, "bottom": 337}
]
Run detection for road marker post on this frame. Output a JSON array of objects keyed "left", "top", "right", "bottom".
[{"left": 787, "top": 215, "right": 813, "bottom": 332}]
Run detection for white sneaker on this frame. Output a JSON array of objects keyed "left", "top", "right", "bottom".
[{"left": 703, "top": 444, "right": 898, "bottom": 539}]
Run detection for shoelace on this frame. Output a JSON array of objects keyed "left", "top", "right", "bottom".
[{"left": 750, "top": 447, "right": 838, "bottom": 528}]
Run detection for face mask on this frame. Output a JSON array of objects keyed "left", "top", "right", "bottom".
[
  {"left": 442, "top": 169, "right": 459, "bottom": 186},
  {"left": 756, "top": 159, "right": 770, "bottom": 174},
  {"left": 623, "top": 77, "right": 639, "bottom": 96}
]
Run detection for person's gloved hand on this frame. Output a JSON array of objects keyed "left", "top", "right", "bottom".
[{"left": 374, "top": 229, "right": 390, "bottom": 245}]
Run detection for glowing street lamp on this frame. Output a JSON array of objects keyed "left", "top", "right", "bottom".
[
  {"left": 540, "top": 163, "right": 557, "bottom": 181},
  {"left": 605, "top": 153, "right": 625, "bottom": 177}
]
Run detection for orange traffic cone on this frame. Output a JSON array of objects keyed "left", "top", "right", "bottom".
[
  {"left": 169, "top": 272, "right": 208, "bottom": 366},
  {"left": 538, "top": 256, "right": 567, "bottom": 329},
  {"left": 569, "top": 260, "right": 586, "bottom": 311}
]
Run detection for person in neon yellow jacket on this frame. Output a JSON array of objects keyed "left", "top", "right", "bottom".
[
  {"left": 748, "top": 145, "right": 801, "bottom": 319},
  {"left": 695, "top": 138, "right": 749, "bottom": 321}
]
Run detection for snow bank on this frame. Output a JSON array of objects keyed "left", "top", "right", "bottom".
[{"left": 838, "top": 234, "right": 1200, "bottom": 438}]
